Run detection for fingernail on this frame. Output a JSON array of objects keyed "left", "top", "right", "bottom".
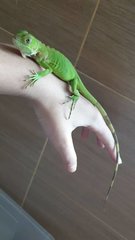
[{"left": 68, "top": 164, "right": 77, "bottom": 173}]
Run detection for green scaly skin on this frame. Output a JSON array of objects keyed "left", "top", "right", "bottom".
[{"left": 13, "top": 30, "right": 121, "bottom": 201}]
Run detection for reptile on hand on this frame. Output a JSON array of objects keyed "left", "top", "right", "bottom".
[{"left": 13, "top": 30, "right": 122, "bottom": 201}]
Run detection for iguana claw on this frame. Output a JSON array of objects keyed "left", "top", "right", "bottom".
[
  {"left": 24, "top": 70, "right": 40, "bottom": 88},
  {"left": 68, "top": 95, "right": 79, "bottom": 119},
  {"left": 62, "top": 95, "right": 79, "bottom": 119}
]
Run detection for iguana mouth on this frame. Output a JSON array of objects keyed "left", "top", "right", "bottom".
[
  {"left": 12, "top": 38, "right": 34, "bottom": 57},
  {"left": 13, "top": 39, "right": 39, "bottom": 58}
]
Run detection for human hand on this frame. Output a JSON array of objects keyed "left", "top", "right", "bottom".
[
  {"left": 32, "top": 74, "right": 122, "bottom": 172},
  {"left": 0, "top": 44, "right": 122, "bottom": 173}
]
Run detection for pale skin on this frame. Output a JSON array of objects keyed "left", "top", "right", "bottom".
[{"left": 0, "top": 44, "right": 121, "bottom": 173}]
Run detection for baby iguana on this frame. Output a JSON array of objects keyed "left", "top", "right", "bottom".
[{"left": 13, "top": 30, "right": 122, "bottom": 201}]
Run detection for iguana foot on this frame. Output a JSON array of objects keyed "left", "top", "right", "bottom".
[
  {"left": 68, "top": 95, "right": 79, "bottom": 119},
  {"left": 62, "top": 96, "right": 71, "bottom": 104},
  {"left": 24, "top": 70, "right": 40, "bottom": 88}
]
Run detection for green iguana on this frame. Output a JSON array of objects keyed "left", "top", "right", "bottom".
[{"left": 13, "top": 30, "right": 122, "bottom": 201}]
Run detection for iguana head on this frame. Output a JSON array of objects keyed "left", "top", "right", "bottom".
[{"left": 13, "top": 30, "right": 40, "bottom": 58}]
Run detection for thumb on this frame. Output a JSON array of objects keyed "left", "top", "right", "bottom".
[{"left": 52, "top": 132, "right": 77, "bottom": 173}]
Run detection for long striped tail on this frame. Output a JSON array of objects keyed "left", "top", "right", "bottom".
[
  {"left": 95, "top": 101, "right": 120, "bottom": 201},
  {"left": 78, "top": 76, "right": 121, "bottom": 200}
]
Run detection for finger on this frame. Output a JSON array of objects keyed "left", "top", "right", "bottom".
[
  {"left": 96, "top": 136, "right": 105, "bottom": 148},
  {"left": 81, "top": 127, "right": 90, "bottom": 139},
  {"left": 91, "top": 112, "right": 121, "bottom": 163},
  {"left": 71, "top": 97, "right": 121, "bottom": 164},
  {"left": 54, "top": 132, "right": 77, "bottom": 173}
]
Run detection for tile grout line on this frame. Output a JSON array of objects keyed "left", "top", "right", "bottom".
[
  {"left": 74, "top": 0, "right": 100, "bottom": 67},
  {"left": 44, "top": 179, "right": 128, "bottom": 240},
  {"left": 0, "top": 26, "right": 14, "bottom": 36},
  {"left": 78, "top": 69, "right": 135, "bottom": 105},
  {"left": 21, "top": 138, "right": 48, "bottom": 207}
]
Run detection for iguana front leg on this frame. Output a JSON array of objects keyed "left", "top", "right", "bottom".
[{"left": 25, "top": 62, "right": 52, "bottom": 88}]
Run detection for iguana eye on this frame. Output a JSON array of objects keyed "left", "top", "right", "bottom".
[{"left": 25, "top": 38, "right": 31, "bottom": 44}]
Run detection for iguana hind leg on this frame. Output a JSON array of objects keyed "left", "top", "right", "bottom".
[{"left": 68, "top": 78, "right": 80, "bottom": 119}]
